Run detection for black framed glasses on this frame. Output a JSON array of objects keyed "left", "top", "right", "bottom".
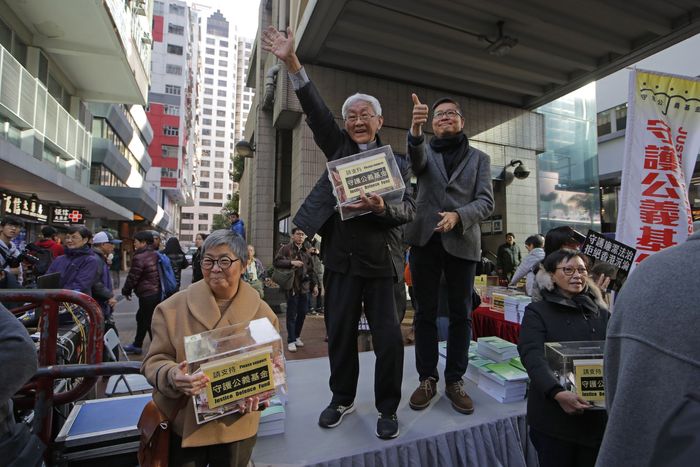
[
  {"left": 556, "top": 266, "right": 588, "bottom": 276},
  {"left": 433, "top": 110, "right": 463, "bottom": 120},
  {"left": 201, "top": 256, "right": 240, "bottom": 270}
]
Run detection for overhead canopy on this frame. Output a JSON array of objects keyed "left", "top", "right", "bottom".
[{"left": 294, "top": 0, "right": 700, "bottom": 109}]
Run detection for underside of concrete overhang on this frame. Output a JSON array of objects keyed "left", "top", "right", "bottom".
[{"left": 294, "top": 0, "right": 700, "bottom": 109}]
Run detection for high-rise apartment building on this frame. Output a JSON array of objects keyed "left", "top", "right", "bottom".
[
  {"left": 179, "top": 8, "right": 253, "bottom": 243},
  {"left": 145, "top": 0, "right": 197, "bottom": 235}
]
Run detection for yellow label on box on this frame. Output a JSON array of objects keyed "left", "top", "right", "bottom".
[
  {"left": 575, "top": 361, "right": 605, "bottom": 401},
  {"left": 201, "top": 348, "right": 274, "bottom": 409},
  {"left": 491, "top": 293, "right": 506, "bottom": 313},
  {"left": 336, "top": 153, "right": 394, "bottom": 198}
]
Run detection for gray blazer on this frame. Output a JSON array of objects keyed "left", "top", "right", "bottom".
[{"left": 405, "top": 135, "right": 494, "bottom": 261}]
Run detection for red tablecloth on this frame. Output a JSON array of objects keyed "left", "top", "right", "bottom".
[{"left": 471, "top": 306, "right": 521, "bottom": 344}]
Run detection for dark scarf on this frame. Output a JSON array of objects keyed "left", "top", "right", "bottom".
[{"left": 430, "top": 133, "right": 468, "bottom": 178}]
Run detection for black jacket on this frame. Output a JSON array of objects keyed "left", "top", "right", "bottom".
[
  {"left": 166, "top": 251, "right": 188, "bottom": 290},
  {"left": 518, "top": 274, "right": 610, "bottom": 447},
  {"left": 122, "top": 246, "right": 160, "bottom": 298},
  {"left": 291, "top": 80, "right": 415, "bottom": 279}
]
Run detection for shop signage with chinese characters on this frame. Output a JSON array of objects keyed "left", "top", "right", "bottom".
[
  {"left": 50, "top": 207, "right": 87, "bottom": 226},
  {"left": 1, "top": 191, "right": 49, "bottom": 223}
]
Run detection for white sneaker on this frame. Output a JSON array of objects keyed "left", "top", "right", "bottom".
[
  {"left": 295, "top": 338, "right": 305, "bottom": 347},
  {"left": 288, "top": 342, "right": 297, "bottom": 352}
]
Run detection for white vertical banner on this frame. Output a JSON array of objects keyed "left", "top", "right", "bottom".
[{"left": 616, "top": 69, "right": 700, "bottom": 268}]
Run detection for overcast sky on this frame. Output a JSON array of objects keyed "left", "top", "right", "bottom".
[{"left": 191, "top": 0, "right": 261, "bottom": 39}]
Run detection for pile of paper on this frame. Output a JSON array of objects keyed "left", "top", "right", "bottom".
[
  {"left": 258, "top": 396, "right": 286, "bottom": 437},
  {"left": 504, "top": 296, "right": 531, "bottom": 324},
  {"left": 476, "top": 336, "right": 519, "bottom": 362},
  {"left": 478, "top": 359, "right": 529, "bottom": 403}
]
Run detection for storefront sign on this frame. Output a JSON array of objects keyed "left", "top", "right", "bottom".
[
  {"left": 616, "top": 69, "right": 700, "bottom": 268},
  {"left": 1, "top": 191, "right": 49, "bottom": 223},
  {"left": 50, "top": 206, "right": 87, "bottom": 225}
]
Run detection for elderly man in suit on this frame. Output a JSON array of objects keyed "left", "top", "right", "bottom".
[{"left": 406, "top": 94, "right": 494, "bottom": 415}]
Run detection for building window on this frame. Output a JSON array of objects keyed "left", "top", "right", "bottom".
[
  {"left": 169, "top": 4, "right": 185, "bottom": 15},
  {"left": 217, "top": 90, "right": 227, "bottom": 97},
  {"left": 199, "top": 223, "right": 209, "bottom": 230},
  {"left": 204, "top": 77, "right": 213, "bottom": 84},
  {"left": 215, "top": 130, "right": 225, "bottom": 137},
  {"left": 200, "top": 160, "right": 210, "bottom": 167},
  {"left": 206, "top": 47, "right": 215, "bottom": 54},
  {"left": 597, "top": 110, "right": 611, "bottom": 137},
  {"left": 200, "top": 170, "right": 210, "bottom": 177},
  {"left": 614, "top": 103, "right": 627, "bottom": 132},
  {"left": 163, "top": 126, "right": 179, "bottom": 136},
  {"left": 218, "top": 80, "right": 227, "bottom": 87},
  {"left": 166, "top": 64, "right": 183, "bottom": 75},
  {"left": 216, "top": 109, "right": 226, "bottom": 117},
  {"left": 181, "top": 223, "right": 194, "bottom": 230},
  {"left": 168, "top": 24, "right": 184, "bottom": 35},
  {"left": 200, "top": 192, "right": 209, "bottom": 199},
  {"left": 202, "top": 108, "right": 212, "bottom": 116},
  {"left": 205, "top": 57, "right": 215, "bottom": 65},
  {"left": 203, "top": 98, "right": 213, "bottom": 105},
  {"left": 203, "top": 118, "right": 212, "bottom": 125},
  {"left": 204, "top": 88, "right": 213, "bottom": 95},
  {"left": 200, "top": 181, "right": 209, "bottom": 188},
  {"left": 215, "top": 171, "right": 224, "bottom": 178},
  {"left": 162, "top": 145, "right": 178, "bottom": 158},
  {"left": 219, "top": 60, "right": 228, "bottom": 67},
  {"left": 167, "top": 44, "right": 183, "bottom": 55},
  {"left": 202, "top": 128, "right": 211, "bottom": 136},
  {"left": 215, "top": 141, "right": 225, "bottom": 148},
  {"left": 220, "top": 40, "right": 229, "bottom": 47},
  {"left": 219, "top": 50, "right": 228, "bottom": 57},
  {"left": 216, "top": 120, "right": 225, "bottom": 127},
  {"left": 198, "top": 213, "right": 208, "bottom": 220},
  {"left": 213, "top": 193, "right": 223, "bottom": 200},
  {"left": 218, "top": 70, "right": 227, "bottom": 77},
  {"left": 201, "top": 139, "right": 210, "bottom": 146},
  {"left": 205, "top": 67, "right": 214, "bottom": 75},
  {"left": 164, "top": 104, "right": 180, "bottom": 115},
  {"left": 214, "top": 161, "right": 224, "bottom": 168},
  {"left": 182, "top": 212, "right": 194, "bottom": 219},
  {"left": 165, "top": 84, "right": 181, "bottom": 95},
  {"left": 214, "top": 182, "right": 223, "bottom": 189},
  {"left": 206, "top": 38, "right": 215, "bottom": 45}
]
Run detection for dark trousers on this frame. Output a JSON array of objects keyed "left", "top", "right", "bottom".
[
  {"left": 286, "top": 291, "right": 309, "bottom": 343},
  {"left": 324, "top": 270, "right": 404, "bottom": 415},
  {"left": 168, "top": 432, "right": 256, "bottom": 467},
  {"left": 411, "top": 235, "right": 476, "bottom": 383},
  {"left": 529, "top": 428, "right": 600, "bottom": 467},
  {"left": 133, "top": 293, "right": 160, "bottom": 347}
]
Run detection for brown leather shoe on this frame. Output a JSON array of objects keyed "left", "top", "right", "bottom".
[
  {"left": 409, "top": 377, "right": 437, "bottom": 410},
  {"left": 445, "top": 380, "right": 474, "bottom": 414}
]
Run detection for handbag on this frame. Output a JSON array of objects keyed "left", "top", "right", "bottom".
[
  {"left": 271, "top": 267, "right": 294, "bottom": 290},
  {"left": 137, "top": 399, "right": 184, "bottom": 467}
]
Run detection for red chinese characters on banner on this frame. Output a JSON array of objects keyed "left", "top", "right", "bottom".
[{"left": 635, "top": 120, "right": 686, "bottom": 264}]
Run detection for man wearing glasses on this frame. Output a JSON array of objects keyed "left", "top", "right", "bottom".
[
  {"left": 273, "top": 228, "right": 319, "bottom": 353},
  {"left": 262, "top": 26, "right": 414, "bottom": 440},
  {"left": 406, "top": 94, "right": 494, "bottom": 415}
]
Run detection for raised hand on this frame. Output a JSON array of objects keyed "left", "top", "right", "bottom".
[
  {"left": 411, "top": 93, "right": 429, "bottom": 137},
  {"left": 261, "top": 26, "right": 301, "bottom": 72}
]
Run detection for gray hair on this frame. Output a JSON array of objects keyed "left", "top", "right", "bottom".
[
  {"left": 341, "top": 93, "right": 382, "bottom": 119},
  {"left": 202, "top": 229, "right": 248, "bottom": 263}
]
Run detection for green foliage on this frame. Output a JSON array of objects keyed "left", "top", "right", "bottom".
[
  {"left": 232, "top": 155, "right": 245, "bottom": 183},
  {"left": 211, "top": 213, "right": 229, "bottom": 230}
]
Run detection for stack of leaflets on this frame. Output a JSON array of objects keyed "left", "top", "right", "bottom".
[
  {"left": 478, "top": 360, "right": 529, "bottom": 403},
  {"left": 258, "top": 396, "right": 286, "bottom": 437},
  {"left": 504, "top": 295, "right": 531, "bottom": 324},
  {"left": 477, "top": 336, "right": 519, "bottom": 362},
  {"left": 466, "top": 341, "right": 496, "bottom": 384}
]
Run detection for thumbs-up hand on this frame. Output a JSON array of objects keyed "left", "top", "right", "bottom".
[{"left": 411, "top": 93, "right": 429, "bottom": 137}]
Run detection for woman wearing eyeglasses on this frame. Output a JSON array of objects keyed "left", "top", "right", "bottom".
[
  {"left": 142, "top": 229, "right": 279, "bottom": 467},
  {"left": 517, "top": 248, "right": 610, "bottom": 467}
]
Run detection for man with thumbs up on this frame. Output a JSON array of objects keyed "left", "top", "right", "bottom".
[{"left": 406, "top": 94, "right": 494, "bottom": 415}]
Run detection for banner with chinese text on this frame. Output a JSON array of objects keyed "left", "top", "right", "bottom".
[{"left": 616, "top": 69, "right": 700, "bottom": 267}]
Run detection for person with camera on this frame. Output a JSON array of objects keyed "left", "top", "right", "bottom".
[{"left": 273, "top": 228, "right": 318, "bottom": 353}]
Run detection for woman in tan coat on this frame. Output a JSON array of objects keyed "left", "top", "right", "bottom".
[{"left": 142, "top": 229, "right": 280, "bottom": 467}]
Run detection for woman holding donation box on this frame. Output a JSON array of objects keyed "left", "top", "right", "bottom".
[
  {"left": 142, "top": 229, "right": 280, "bottom": 467},
  {"left": 517, "top": 249, "right": 609, "bottom": 467}
]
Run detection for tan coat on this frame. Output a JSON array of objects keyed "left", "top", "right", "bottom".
[{"left": 141, "top": 279, "right": 280, "bottom": 448}]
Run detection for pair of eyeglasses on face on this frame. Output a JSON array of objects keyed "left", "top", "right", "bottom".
[
  {"left": 201, "top": 256, "right": 240, "bottom": 270},
  {"left": 345, "top": 113, "right": 376, "bottom": 124},
  {"left": 556, "top": 266, "right": 588, "bottom": 276},
  {"left": 433, "top": 110, "right": 463, "bottom": 120}
]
